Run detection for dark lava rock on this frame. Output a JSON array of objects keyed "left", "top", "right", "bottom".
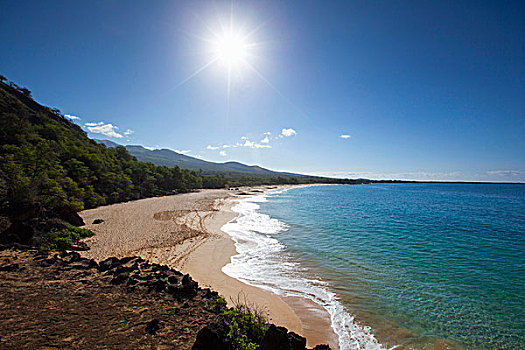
[
  {"left": 53, "top": 205, "right": 85, "bottom": 227},
  {"left": 70, "top": 242, "right": 90, "bottom": 251},
  {"left": 146, "top": 280, "right": 166, "bottom": 292},
  {"left": 39, "top": 258, "right": 56, "bottom": 267},
  {"left": 192, "top": 321, "right": 229, "bottom": 350},
  {"left": 312, "top": 346, "right": 331, "bottom": 350},
  {"left": 92, "top": 219, "right": 104, "bottom": 224},
  {"left": 260, "top": 325, "right": 290, "bottom": 350},
  {"left": 288, "top": 332, "right": 307, "bottom": 350},
  {"left": 61, "top": 251, "right": 81, "bottom": 263},
  {"left": 145, "top": 319, "right": 160, "bottom": 335},
  {"left": 119, "top": 256, "right": 137, "bottom": 265},
  {"left": 71, "top": 259, "right": 98, "bottom": 270},
  {"left": 0, "top": 263, "right": 19, "bottom": 271},
  {"left": 98, "top": 257, "right": 121, "bottom": 272},
  {"left": 111, "top": 272, "right": 129, "bottom": 285}
]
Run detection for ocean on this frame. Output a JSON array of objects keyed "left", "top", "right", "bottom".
[{"left": 221, "top": 184, "right": 525, "bottom": 349}]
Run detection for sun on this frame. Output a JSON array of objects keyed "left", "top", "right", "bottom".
[{"left": 212, "top": 31, "right": 249, "bottom": 67}]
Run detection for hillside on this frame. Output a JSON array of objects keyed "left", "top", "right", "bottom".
[
  {"left": 96, "top": 139, "right": 295, "bottom": 176},
  {"left": 0, "top": 79, "right": 205, "bottom": 215}
]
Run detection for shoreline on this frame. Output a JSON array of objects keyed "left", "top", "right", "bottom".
[
  {"left": 220, "top": 184, "right": 340, "bottom": 349},
  {"left": 79, "top": 187, "right": 338, "bottom": 348}
]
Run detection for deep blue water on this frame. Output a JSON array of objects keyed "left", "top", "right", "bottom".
[{"left": 257, "top": 184, "right": 525, "bottom": 349}]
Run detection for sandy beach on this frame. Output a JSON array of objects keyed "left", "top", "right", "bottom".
[{"left": 80, "top": 188, "right": 338, "bottom": 349}]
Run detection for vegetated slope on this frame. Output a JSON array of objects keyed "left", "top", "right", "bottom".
[
  {"left": 97, "top": 139, "right": 294, "bottom": 176},
  {"left": 0, "top": 78, "right": 203, "bottom": 216}
]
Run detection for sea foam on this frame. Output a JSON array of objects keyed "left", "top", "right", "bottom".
[{"left": 221, "top": 189, "right": 384, "bottom": 350}]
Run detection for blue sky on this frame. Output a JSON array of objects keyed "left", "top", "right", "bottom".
[{"left": 1, "top": 1, "right": 524, "bottom": 182}]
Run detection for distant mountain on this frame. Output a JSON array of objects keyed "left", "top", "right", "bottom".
[{"left": 95, "top": 139, "right": 297, "bottom": 176}]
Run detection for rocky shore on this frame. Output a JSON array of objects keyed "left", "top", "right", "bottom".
[{"left": 0, "top": 246, "right": 331, "bottom": 349}]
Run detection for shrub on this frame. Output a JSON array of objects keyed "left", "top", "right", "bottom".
[
  {"left": 48, "top": 223, "right": 94, "bottom": 250},
  {"left": 216, "top": 294, "right": 269, "bottom": 350}
]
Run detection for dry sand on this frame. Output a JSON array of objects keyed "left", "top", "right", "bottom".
[{"left": 80, "top": 188, "right": 338, "bottom": 348}]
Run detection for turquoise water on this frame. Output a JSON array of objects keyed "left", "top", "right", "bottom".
[{"left": 224, "top": 184, "right": 525, "bottom": 349}]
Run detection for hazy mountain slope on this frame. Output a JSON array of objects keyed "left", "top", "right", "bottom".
[{"left": 95, "top": 140, "right": 294, "bottom": 176}]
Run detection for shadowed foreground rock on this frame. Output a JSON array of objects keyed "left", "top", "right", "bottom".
[{"left": 0, "top": 246, "right": 331, "bottom": 349}]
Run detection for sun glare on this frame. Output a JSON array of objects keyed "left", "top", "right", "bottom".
[{"left": 212, "top": 31, "right": 249, "bottom": 67}]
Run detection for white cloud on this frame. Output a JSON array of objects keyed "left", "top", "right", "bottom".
[
  {"left": 124, "top": 129, "right": 134, "bottom": 136},
  {"left": 175, "top": 149, "right": 191, "bottom": 155},
  {"left": 242, "top": 140, "right": 272, "bottom": 149},
  {"left": 207, "top": 135, "right": 272, "bottom": 152},
  {"left": 219, "top": 150, "right": 227, "bottom": 156},
  {"left": 340, "top": 134, "right": 351, "bottom": 139},
  {"left": 264, "top": 131, "right": 271, "bottom": 135},
  {"left": 85, "top": 122, "right": 123, "bottom": 138},
  {"left": 281, "top": 128, "right": 297, "bottom": 137},
  {"left": 65, "top": 114, "right": 80, "bottom": 120}
]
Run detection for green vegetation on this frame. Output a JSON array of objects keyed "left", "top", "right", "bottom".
[
  {"left": 0, "top": 79, "right": 204, "bottom": 216},
  {"left": 215, "top": 295, "right": 269, "bottom": 350},
  {"left": 48, "top": 223, "right": 95, "bottom": 250}
]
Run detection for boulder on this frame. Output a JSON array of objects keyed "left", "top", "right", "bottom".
[
  {"left": 288, "top": 332, "right": 306, "bottom": 350},
  {"left": 92, "top": 219, "right": 104, "bottom": 224},
  {"left": 259, "top": 325, "right": 290, "bottom": 350},
  {"left": 53, "top": 205, "right": 84, "bottom": 227},
  {"left": 192, "top": 322, "right": 230, "bottom": 350},
  {"left": 98, "top": 257, "right": 121, "bottom": 272}
]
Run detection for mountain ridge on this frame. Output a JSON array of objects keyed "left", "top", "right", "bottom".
[{"left": 95, "top": 139, "right": 302, "bottom": 176}]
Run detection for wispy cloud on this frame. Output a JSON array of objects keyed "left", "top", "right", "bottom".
[
  {"left": 124, "top": 129, "right": 134, "bottom": 136},
  {"left": 260, "top": 136, "right": 270, "bottom": 143},
  {"left": 281, "top": 128, "right": 297, "bottom": 137},
  {"left": 486, "top": 170, "right": 521, "bottom": 177},
  {"left": 65, "top": 114, "right": 81, "bottom": 120},
  {"left": 207, "top": 145, "right": 219, "bottom": 150},
  {"left": 84, "top": 122, "right": 123, "bottom": 138},
  {"left": 175, "top": 149, "right": 191, "bottom": 155},
  {"left": 340, "top": 134, "right": 351, "bottom": 139},
  {"left": 311, "top": 171, "right": 464, "bottom": 181},
  {"left": 219, "top": 150, "right": 227, "bottom": 156}
]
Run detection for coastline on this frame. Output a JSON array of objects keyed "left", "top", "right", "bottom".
[{"left": 79, "top": 187, "right": 338, "bottom": 348}]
